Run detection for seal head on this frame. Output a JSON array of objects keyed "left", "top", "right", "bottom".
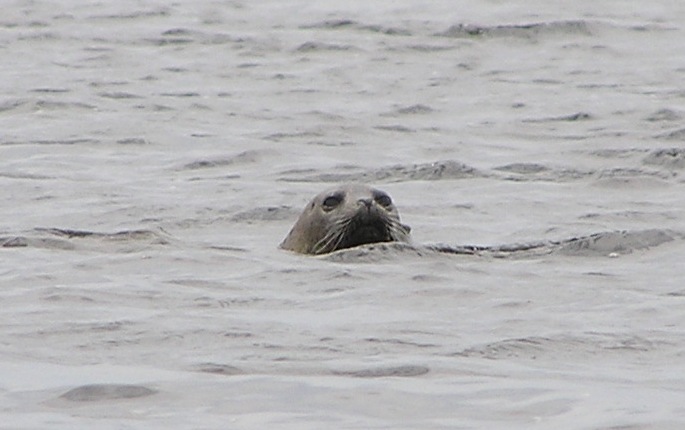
[{"left": 280, "top": 183, "right": 411, "bottom": 255}]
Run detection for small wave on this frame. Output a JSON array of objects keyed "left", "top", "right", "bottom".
[
  {"left": 36, "top": 228, "right": 170, "bottom": 242},
  {"left": 0, "top": 172, "right": 55, "bottom": 180},
  {"left": 98, "top": 91, "right": 142, "bottom": 100},
  {"left": 191, "top": 363, "right": 244, "bottom": 376},
  {"left": 319, "top": 229, "right": 681, "bottom": 261},
  {"left": 391, "top": 104, "right": 435, "bottom": 115},
  {"left": 230, "top": 206, "right": 299, "bottom": 223},
  {"left": 0, "top": 99, "right": 29, "bottom": 113},
  {"left": 645, "top": 108, "right": 683, "bottom": 122},
  {"left": 281, "top": 158, "right": 674, "bottom": 185},
  {"left": 2, "top": 138, "right": 100, "bottom": 146},
  {"left": 281, "top": 160, "right": 483, "bottom": 183},
  {"left": 295, "top": 41, "right": 359, "bottom": 52},
  {"left": 1, "top": 235, "right": 75, "bottom": 250},
  {"left": 522, "top": 112, "right": 594, "bottom": 123},
  {"left": 30, "top": 87, "right": 70, "bottom": 93},
  {"left": 1, "top": 228, "right": 172, "bottom": 250},
  {"left": 300, "top": 19, "right": 411, "bottom": 36},
  {"left": 495, "top": 166, "right": 590, "bottom": 182},
  {"left": 589, "top": 148, "right": 648, "bottom": 159},
  {"left": 438, "top": 20, "right": 594, "bottom": 39},
  {"left": 643, "top": 148, "right": 685, "bottom": 169},
  {"left": 264, "top": 131, "right": 324, "bottom": 142},
  {"left": 144, "top": 28, "right": 238, "bottom": 46},
  {"left": 453, "top": 333, "right": 669, "bottom": 361},
  {"left": 374, "top": 124, "right": 415, "bottom": 133},
  {"left": 34, "top": 100, "right": 96, "bottom": 111},
  {"left": 59, "top": 384, "right": 157, "bottom": 402},
  {"left": 493, "top": 163, "right": 550, "bottom": 174},
  {"left": 90, "top": 9, "right": 170, "bottom": 20},
  {"left": 593, "top": 167, "right": 671, "bottom": 182},
  {"left": 332, "top": 365, "right": 429, "bottom": 378},
  {"left": 656, "top": 128, "right": 685, "bottom": 141},
  {"left": 438, "top": 229, "right": 680, "bottom": 258},
  {"left": 494, "top": 165, "right": 671, "bottom": 184},
  {"left": 181, "top": 150, "right": 269, "bottom": 170},
  {"left": 116, "top": 137, "right": 148, "bottom": 145},
  {"left": 301, "top": 19, "right": 357, "bottom": 30},
  {"left": 556, "top": 229, "right": 678, "bottom": 256},
  {"left": 322, "top": 242, "right": 430, "bottom": 263}
]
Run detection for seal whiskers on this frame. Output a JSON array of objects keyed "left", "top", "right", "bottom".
[
  {"left": 313, "top": 216, "right": 353, "bottom": 254},
  {"left": 388, "top": 217, "right": 411, "bottom": 242}
]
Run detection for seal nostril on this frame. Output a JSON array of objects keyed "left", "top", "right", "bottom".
[{"left": 358, "top": 198, "right": 372, "bottom": 208}]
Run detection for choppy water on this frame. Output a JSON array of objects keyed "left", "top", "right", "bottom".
[{"left": 2, "top": 1, "right": 685, "bottom": 429}]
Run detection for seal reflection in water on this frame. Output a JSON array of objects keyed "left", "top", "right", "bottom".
[{"left": 280, "top": 183, "right": 411, "bottom": 255}]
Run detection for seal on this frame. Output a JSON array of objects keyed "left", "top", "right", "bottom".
[
  {"left": 280, "top": 183, "right": 411, "bottom": 255},
  {"left": 279, "top": 184, "right": 684, "bottom": 259}
]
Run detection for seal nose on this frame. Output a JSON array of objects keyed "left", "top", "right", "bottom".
[
  {"left": 358, "top": 198, "right": 373, "bottom": 209},
  {"left": 357, "top": 198, "right": 376, "bottom": 222}
]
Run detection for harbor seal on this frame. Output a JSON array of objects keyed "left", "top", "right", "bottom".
[
  {"left": 280, "top": 184, "right": 678, "bottom": 258},
  {"left": 280, "top": 183, "right": 411, "bottom": 255}
]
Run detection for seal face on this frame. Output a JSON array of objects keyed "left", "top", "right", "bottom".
[{"left": 280, "top": 183, "right": 411, "bottom": 255}]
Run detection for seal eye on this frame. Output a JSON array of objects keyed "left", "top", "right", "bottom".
[
  {"left": 375, "top": 194, "right": 392, "bottom": 208},
  {"left": 322, "top": 194, "right": 342, "bottom": 210}
]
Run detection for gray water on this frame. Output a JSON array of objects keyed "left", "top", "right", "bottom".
[{"left": 2, "top": 1, "right": 685, "bottom": 429}]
